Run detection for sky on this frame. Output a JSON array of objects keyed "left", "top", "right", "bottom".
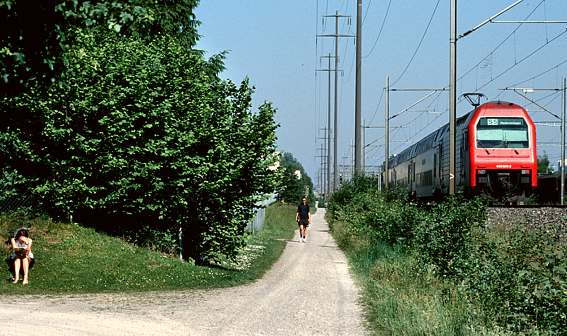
[{"left": 195, "top": 0, "right": 567, "bottom": 191}]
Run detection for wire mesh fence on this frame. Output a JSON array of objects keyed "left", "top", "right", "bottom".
[{"left": 246, "top": 195, "right": 276, "bottom": 234}]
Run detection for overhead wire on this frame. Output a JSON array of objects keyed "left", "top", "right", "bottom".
[
  {"left": 458, "top": 0, "right": 546, "bottom": 83},
  {"left": 508, "top": 57, "right": 567, "bottom": 87},
  {"left": 390, "top": 91, "right": 444, "bottom": 154},
  {"left": 363, "top": 0, "right": 392, "bottom": 59},
  {"left": 367, "top": 90, "right": 384, "bottom": 125},
  {"left": 476, "top": 28, "right": 567, "bottom": 93},
  {"left": 362, "top": 0, "right": 373, "bottom": 26},
  {"left": 391, "top": 0, "right": 441, "bottom": 86}
]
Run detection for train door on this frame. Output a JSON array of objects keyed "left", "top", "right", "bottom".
[
  {"left": 462, "top": 130, "right": 470, "bottom": 188},
  {"left": 437, "top": 144, "right": 445, "bottom": 194},
  {"left": 408, "top": 161, "right": 416, "bottom": 197}
]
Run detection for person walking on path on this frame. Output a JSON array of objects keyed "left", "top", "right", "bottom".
[{"left": 296, "top": 197, "right": 311, "bottom": 242}]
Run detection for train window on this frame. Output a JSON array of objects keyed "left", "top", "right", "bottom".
[{"left": 476, "top": 117, "right": 528, "bottom": 148}]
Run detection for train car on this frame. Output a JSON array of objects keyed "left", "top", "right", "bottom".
[{"left": 383, "top": 101, "right": 537, "bottom": 202}]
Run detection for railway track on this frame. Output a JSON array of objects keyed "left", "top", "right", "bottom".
[
  {"left": 485, "top": 206, "right": 567, "bottom": 240},
  {"left": 488, "top": 204, "right": 567, "bottom": 208}
]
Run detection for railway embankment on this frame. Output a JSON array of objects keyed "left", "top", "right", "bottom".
[{"left": 486, "top": 207, "right": 567, "bottom": 240}]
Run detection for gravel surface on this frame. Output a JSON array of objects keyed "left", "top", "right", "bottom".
[
  {"left": 0, "top": 209, "right": 367, "bottom": 336},
  {"left": 485, "top": 207, "right": 567, "bottom": 240}
]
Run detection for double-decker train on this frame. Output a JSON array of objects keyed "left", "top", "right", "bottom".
[{"left": 383, "top": 101, "right": 538, "bottom": 202}]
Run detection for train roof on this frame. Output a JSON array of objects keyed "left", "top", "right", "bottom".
[{"left": 386, "top": 100, "right": 529, "bottom": 166}]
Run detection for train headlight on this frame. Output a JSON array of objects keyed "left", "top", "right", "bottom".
[{"left": 521, "top": 169, "right": 530, "bottom": 175}]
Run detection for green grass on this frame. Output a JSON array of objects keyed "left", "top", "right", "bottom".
[
  {"left": 0, "top": 203, "right": 297, "bottom": 294},
  {"left": 331, "top": 220, "right": 509, "bottom": 336}
]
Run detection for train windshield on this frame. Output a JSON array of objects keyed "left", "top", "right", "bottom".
[{"left": 476, "top": 117, "right": 529, "bottom": 148}]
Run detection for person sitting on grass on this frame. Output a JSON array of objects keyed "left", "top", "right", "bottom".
[{"left": 7, "top": 228, "right": 34, "bottom": 285}]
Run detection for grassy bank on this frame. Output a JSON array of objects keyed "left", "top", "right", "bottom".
[
  {"left": 332, "top": 220, "right": 493, "bottom": 336},
  {"left": 0, "top": 203, "right": 297, "bottom": 294}
]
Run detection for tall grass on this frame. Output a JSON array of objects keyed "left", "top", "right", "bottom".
[
  {"left": 0, "top": 203, "right": 297, "bottom": 294},
  {"left": 328, "top": 178, "right": 510, "bottom": 335},
  {"left": 328, "top": 177, "right": 566, "bottom": 335},
  {"left": 333, "top": 219, "right": 499, "bottom": 336}
]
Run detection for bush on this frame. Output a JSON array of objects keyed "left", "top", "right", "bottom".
[
  {"left": 413, "top": 197, "right": 486, "bottom": 279},
  {"left": 327, "top": 185, "right": 566, "bottom": 334},
  {"left": 1, "top": 31, "right": 279, "bottom": 264},
  {"left": 465, "top": 226, "right": 567, "bottom": 333}
]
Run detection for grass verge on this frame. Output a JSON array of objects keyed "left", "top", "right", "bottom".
[
  {"left": 0, "top": 203, "right": 297, "bottom": 294},
  {"left": 331, "top": 220, "right": 507, "bottom": 336}
]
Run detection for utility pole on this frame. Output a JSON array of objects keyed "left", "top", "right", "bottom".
[
  {"left": 384, "top": 76, "right": 390, "bottom": 190},
  {"left": 318, "top": 11, "right": 353, "bottom": 192},
  {"left": 316, "top": 142, "right": 326, "bottom": 195},
  {"left": 562, "top": 77, "right": 566, "bottom": 205},
  {"left": 354, "top": 0, "right": 363, "bottom": 175},
  {"left": 317, "top": 54, "right": 337, "bottom": 196},
  {"left": 449, "top": 0, "right": 457, "bottom": 195},
  {"left": 362, "top": 122, "right": 365, "bottom": 171},
  {"left": 326, "top": 54, "right": 332, "bottom": 197},
  {"left": 334, "top": 11, "right": 340, "bottom": 192}
]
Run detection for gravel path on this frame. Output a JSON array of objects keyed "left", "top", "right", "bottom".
[{"left": 0, "top": 209, "right": 367, "bottom": 336}]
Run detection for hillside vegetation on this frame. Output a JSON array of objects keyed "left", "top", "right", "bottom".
[{"left": 1, "top": 203, "right": 296, "bottom": 294}]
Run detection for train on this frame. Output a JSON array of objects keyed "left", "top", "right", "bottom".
[
  {"left": 382, "top": 101, "right": 538, "bottom": 203},
  {"left": 537, "top": 172, "right": 566, "bottom": 204}
]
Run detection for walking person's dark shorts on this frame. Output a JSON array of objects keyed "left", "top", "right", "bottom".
[{"left": 298, "top": 218, "right": 309, "bottom": 227}]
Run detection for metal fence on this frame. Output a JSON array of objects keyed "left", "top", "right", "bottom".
[
  {"left": 246, "top": 195, "right": 276, "bottom": 234},
  {"left": 0, "top": 187, "right": 33, "bottom": 215}
]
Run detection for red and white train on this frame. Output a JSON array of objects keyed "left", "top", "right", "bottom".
[{"left": 383, "top": 101, "right": 538, "bottom": 202}]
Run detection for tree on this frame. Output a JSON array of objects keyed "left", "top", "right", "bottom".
[
  {"left": 538, "top": 152, "right": 553, "bottom": 174},
  {"left": 277, "top": 152, "right": 314, "bottom": 204},
  {"left": 0, "top": 1, "right": 280, "bottom": 264},
  {"left": 0, "top": 0, "right": 199, "bottom": 95}
]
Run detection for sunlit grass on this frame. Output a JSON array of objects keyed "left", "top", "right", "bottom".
[
  {"left": 0, "top": 203, "right": 297, "bottom": 294},
  {"left": 334, "top": 224, "right": 509, "bottom": 336}
]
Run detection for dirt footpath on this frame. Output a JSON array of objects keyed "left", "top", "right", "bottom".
[{"left": 0, "top": 209, "right": 367, "bottom": 336}]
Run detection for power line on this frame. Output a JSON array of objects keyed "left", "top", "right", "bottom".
[
  {"left": 390, "top": 92, "right": 444, "bottom": 154},
  {"left": 508, "top": 57, "right": 567, "bottom": 87},
  {"left": 476, "top": 28, "right": 567, "bottom": 92},
  {"left": 363, "top": 0, "right": 392, "bottom": 58},
  {"left": 367, "top": 90, "right": 384, "bottom": 125},
  {"left": 458, "top": 0, "right": 546, "bottom": 83},
  {"left": 362, "top": 0, "right": 373, "bottom": 26},
  {"left": 391, "top": 0, "right": 441, "bottom": 86}
]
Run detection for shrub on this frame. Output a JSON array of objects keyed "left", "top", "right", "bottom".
[
  {"left": 413, "top": 197, "right": 486, "bottom": 279},
  {"left": 328, "top": 182, "right": 566, "bottom": 334}
]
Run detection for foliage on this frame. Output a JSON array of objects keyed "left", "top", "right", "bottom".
[
  {"left": 464, "top": 226, "right": 567, "bottom": 334},
  {"left": 327, "top": 180, "right": 566, "bottom": 334},
  {"left": 0, "top": 203, "right": 296, "bottom": 293},
  {"left": 413, "top": 197, "right": 486, "bottom": 279},
  {"left": 276, "top": 152, "right": 314, "bottom": 204},
  {"left": 327, "top": 175, "right": 380, "bottom": 218},
  {"left": 0, "top": 4, "right": 279, "bottom": 264},
  {"left": 537, "top": 152, "right": 554, "bottom": 174},
  {"left": 0, "top": 0, "right": 199, "bottom": 95}
]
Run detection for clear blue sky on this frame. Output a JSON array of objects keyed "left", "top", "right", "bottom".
[{"left": 195, "top": 1, "right": 567, "bottom": 189}]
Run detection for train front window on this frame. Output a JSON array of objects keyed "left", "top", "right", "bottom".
[{"left": 476, "top": 117, "right": 528, "bottom": 148}]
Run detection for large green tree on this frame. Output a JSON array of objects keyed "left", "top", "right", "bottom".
[
  {"left": 0, "top": 1, "right": 280, "bottom": 264},
  {"left": 277, "top": 152, "right": 314, "bottom": 204},
  {"left": 0, "top": 0, "right": 199, "bottom": 95}
]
